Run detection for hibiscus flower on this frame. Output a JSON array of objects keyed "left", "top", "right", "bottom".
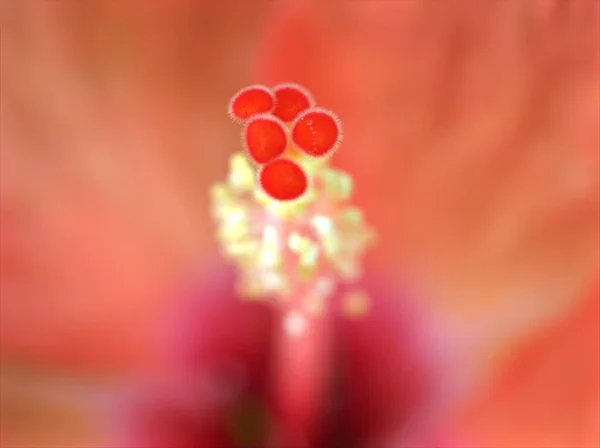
[{"left": 0, "top": 1, "right": 598, "bottom": 447}]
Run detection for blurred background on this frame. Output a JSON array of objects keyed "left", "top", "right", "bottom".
[{"left": 0, "top": 0, "right": 598, "bottom": 447}]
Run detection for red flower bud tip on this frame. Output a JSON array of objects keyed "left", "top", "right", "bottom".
[
  {"left": 259, "top": 158, "right": 308, "bottom": 201},
  {"left": 291, "top": 107, "right": 342, "bottom": 158},
  {"left": 272, "top": 83, "right": 316, "bottom": 122},
  {"left": 228, "top": 85, "right": 275, "bottom": 121},
  {"left": 243, "top": 114, "right": 288, "bottom": 164}
]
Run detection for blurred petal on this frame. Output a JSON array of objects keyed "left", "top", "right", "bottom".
[
  {"left": 0, "top": 0, "right": 273, "bottom": 371},
  {"left": 442, "top": 283, "right": 600, "bottom": 447},
  {"left": 257, "top": 1, "right": 600, "bottom": 445},
  {"left": 257, "top": 0, "right": 600, "bottom": 370}
]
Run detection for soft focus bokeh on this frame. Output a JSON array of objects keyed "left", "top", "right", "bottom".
[{"left": 1, "top": 1, "right": 598, "bottom": 447}]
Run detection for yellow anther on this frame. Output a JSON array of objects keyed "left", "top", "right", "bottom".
[
  {"left": 321, "top": 232, "right": 341, "bottom": 259},
  {"left": 299, "top": 244, "right": 319, "bottom": 267},
  {"left": 321, "top": 168, "right": 353, "bottom": 201},
  {"left": 297, "top": 244, "right": 320, "bottom": 281},
  {"left": 258, "top": 225, "right": 281, "bottom": 268},
  {"left": 337, "top": 207, "right": 364, "bottom": 230},
  {"left": 288, "top": 233, "right": 320, "bottom": 281},
  {"left": 210, "top": 183, "right": 231, "bottom": 203},
  {"left": 219, "top": 206, "right": 249, "bottom": 241},
  {"left": 224, "top": 206, "right": 246, "bottom": 224},
  {"left": 288, "top": 232, "right": 312, "bottom": 253},
  {"left": 336, "top": 231, "right": 371, "bottom": 255},
  {"left": 259, "top": 269, "right": 287, "bottom": 294},
  {"left": 253, "top": 186, "right": 271, "bottom": 206},
  {"left": 227, "top": 153, "right": 255, "bottom": 192},
  {"left": 311, "top": 215, "right": 334, "bottom": 236},
  {"left": 263, "top": 192, "right": 316, "bottom": 221},
  {"left": 224, "top": 240, "right": 260, "bottom": 259},
  {"left": 218, "top": 224, "right": 247, "bottom": 243}
]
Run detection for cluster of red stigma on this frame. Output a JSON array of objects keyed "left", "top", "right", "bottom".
[{"left": 228, "top": 83, "right": 342, "bottom": 201}]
